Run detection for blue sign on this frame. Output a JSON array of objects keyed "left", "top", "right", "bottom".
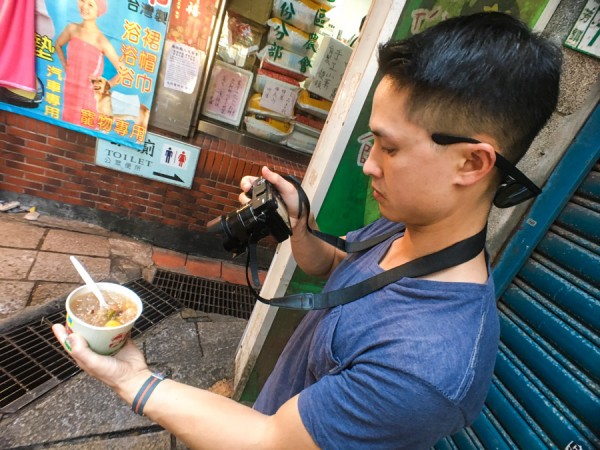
[{"left": 95, "top": 133, "right": 200, "bottom": 189}]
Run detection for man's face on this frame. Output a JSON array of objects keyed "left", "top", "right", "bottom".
[{"left": 364, "top": 77, "right": 458, "bottom": 225}]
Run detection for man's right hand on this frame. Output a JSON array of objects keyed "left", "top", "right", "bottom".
[{"left": 239, "top": 166, "right": 307, "bottom": 232}]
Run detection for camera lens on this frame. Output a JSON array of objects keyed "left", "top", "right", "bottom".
[{"left": 207, "top": 203, "right": 262, "bottom": 254}]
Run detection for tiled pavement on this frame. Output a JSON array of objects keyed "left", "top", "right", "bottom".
[
  {"left": 0, "top": 212, "right": 263, "bottom": 321},
  {"left": 0, "top": 211, "right": 267, "bottom": 449}
]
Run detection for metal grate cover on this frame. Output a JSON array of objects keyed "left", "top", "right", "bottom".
[
  {"left": 0, "top": 279, "right": 180, "bottom": 414},
  {"left": 152, "top": 270, "right": 257, "bottom": 320}
]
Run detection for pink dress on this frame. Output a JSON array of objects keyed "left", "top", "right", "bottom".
[{"left": 62, "top": 37, "right": 104, "bottom": 125}]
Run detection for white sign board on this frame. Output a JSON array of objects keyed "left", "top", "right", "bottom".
[
  {"left": 96, "top": 133, "right": 200, "bottom": 189},
  {"left": 307, "top": 36, "right": 352, "bottom": 101},
  {"left": 164, "top": 42, "right": 202, "bottom": 94},
  {"left": 565, "top": 0, "right": 600, "bottom": 59},
  {"left": 260, "top": 79, "right": 299, "bottom": 117}
]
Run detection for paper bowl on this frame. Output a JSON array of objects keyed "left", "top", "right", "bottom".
[{"left": 65, "top": 283, "right": 143, "bottom": 355}]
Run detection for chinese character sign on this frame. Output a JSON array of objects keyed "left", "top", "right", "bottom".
[
  {"left": 0, "top": 0, "right": 170, "bottom": 149},
  {"left": 201, "top": 60, "right": 253, "bottom": 126},
  {"left": 565, "top": 0, "right": 600, "bottom": 59}
]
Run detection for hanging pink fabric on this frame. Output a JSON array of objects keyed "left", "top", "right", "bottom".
[{"left": 0, "top": 0, "right": 36, "bottom": 92}]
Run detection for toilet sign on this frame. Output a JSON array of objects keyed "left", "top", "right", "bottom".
[{"left": 95, "top": 133, "right": 200, "bottom": 189}]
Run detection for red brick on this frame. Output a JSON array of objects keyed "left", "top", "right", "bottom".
[
  {"left": 203, "top": 150, "right": 216, "bottom": 177},
  {"left": 10, "top": 126, "right": 47, "bottom": 144},
  {"left": 184, "top": 256, "right": 222, "bottom": 279},
  {"left": 1, "top": 134, "right": 25, "bottom": 146},
  {"left": 221, "top": 262, "right": 249, "bottom": 285},
  {"left": 217, "top": 153, "right": 230, "bottom": 182},
  {"left": 210, "top": 151, "right": 224, "bottom": 180}
]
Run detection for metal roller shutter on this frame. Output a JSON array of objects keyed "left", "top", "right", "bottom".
[{"left": 435, "top": 106, "right": 600, "bottom": 450}]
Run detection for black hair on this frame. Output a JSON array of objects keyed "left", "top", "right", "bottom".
[{"left": 378, "top": 12, "right": 562, "bottom": 162}]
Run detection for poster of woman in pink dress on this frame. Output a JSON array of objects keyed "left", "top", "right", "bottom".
[
  {"left": 55, "top": 0, "right": 122, "bottom": 126},
  {"left": 0, "top": 0, "right": 168, "bottom": 149}
]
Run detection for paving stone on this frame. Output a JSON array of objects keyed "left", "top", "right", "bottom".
[
  {"left": 0, "top": 314, "right": 244, "bottom": 449},
  {"left": 41, "top": 229, "right": 110, "bottom": 257},
  {"left": 0, "top": 280, "right": 35, "bottom": 317},
  {"left": 44, "top": 430, "right": 172, "bottom": 449},
  {"left": 109, "top": 258, "right": 142, "bottom": 284},
  {"left": 144, "top": 314, "right": 247, "bottom": 390},
  {"left": 0, "top": 374, "right": 153, "bottom": 448},
  {"left": 0, "top": 221, "right": 45, "bottom": 249},
  {"left": 0, "top": 248, "right": 36, "bottom": 279},
  {"left": 30, "top": 282, "right": 79, "bottom": 307},
  {"left": 109, "top": 237, "right": 153, "bottom": 268},
  {"left": 29, "top": 253, "right": 111, "bottom": 282}
]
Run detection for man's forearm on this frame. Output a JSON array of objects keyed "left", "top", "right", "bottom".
[
  {"left": 290, "top": 216, "right": 346, "bottom": 277},
  {"left": 115, "top": 374, "right": 316, "bottom": 450}
]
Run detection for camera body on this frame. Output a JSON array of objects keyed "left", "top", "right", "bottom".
[{"left": 207, "top": 177, "right": 292, "bottom": 255}]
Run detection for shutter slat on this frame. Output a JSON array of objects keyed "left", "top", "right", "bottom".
[
  {"left": 470, "top": 406, "right": 514, "bottom": 449},
  {"left": 555, "top": 202, "right": 600, "bottom": 245},
  {"left": 518, "top": 257, "right": 600, "bottom": 333},
  {"left": 576, "top": 170, "right": 600, "bottom": 201},
  {"left": 494, "top": 350, "right": 596, "bottom": 448},
  {"left": 485, "top": 380, "right": 549, "bottom": 449},
  {"left": 496, "top": 314, "right": 600, "bottom": 442},
  {"left": 536, "top": 231, "right": 600, "bottom": 288},
  {"left": 501, "top": 284, "right": 600, "bottom": 381}
]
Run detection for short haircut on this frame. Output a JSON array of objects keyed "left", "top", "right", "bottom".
[{"left": 378, "top": 12, "right": 562, "bottom": 162}]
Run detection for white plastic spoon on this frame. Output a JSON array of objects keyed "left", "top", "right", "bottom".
[{"left": 70, "top": 255, "right": 109, "bottom": 309}]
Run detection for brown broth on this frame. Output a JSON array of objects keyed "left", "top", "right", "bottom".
[{"left": 70, "top": 290, "right": 138, "bottom": 327}]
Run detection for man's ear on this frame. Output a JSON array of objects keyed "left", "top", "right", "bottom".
[{"left": 455, "top": 141, "right": 496, "bottom": 187}]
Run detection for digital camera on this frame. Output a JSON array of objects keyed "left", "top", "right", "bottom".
[{"left": 207, "top": 177, "right": 292, "bottom": 255}]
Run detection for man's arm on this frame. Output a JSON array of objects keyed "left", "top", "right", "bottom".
[
  {"left": 52, "top": 326, "right": 319, "bottom": 450},
  {"left": 288, "top": 212, "right": 346, "bottom": 277},
  {"left": 124, "top": 373, "right": 317, "bottom": 449}
]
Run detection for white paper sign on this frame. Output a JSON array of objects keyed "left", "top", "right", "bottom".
[
  {"left": 308, "top": 36, "right": 352, "bottom": 101},
  {"left": 564, "top": 0, "right": 600, "bottom": 59},
  {"left": 164, "top": 43, "right": 201, "bottom": 94},
  {"left": 260, "top": 79, "right": 298, "bottom": 117}
]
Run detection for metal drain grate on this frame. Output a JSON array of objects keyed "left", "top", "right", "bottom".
[
  {"left": 0, "top": 310, "right": 78, "bottom": 414},
  {"left": 0, "top": 279, "right": 180, "bottom": 414},
  {"left": 152, "top": 270, "right": 257, "bottom": 320}
]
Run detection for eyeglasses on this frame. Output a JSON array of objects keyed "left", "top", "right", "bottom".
[{"left": 431, "top": 133, "right": 542, "bottom": 208}]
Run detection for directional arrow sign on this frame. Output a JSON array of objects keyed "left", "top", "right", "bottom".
[
  {"left": 95, "top": 133, "right": 200, "bottom": 189},
  {"left": 153, "top": 172, "right": 184, "bottom": 183}
]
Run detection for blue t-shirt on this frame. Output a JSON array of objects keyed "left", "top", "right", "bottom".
[{"left": 254, "top": 218, "right": 499, "bottom": 449}]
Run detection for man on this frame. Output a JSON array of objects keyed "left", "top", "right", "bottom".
[{"left": 53, "top": 12, "right": 561, "bottom": 449}]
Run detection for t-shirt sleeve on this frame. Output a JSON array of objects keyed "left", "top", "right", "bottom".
[{"left": 297, "top": 362, "right": 463, "bottom": 450}]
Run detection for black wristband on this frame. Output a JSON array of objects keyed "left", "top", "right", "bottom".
[{"left": 131, "top": 372, "right": 167, "bottom": 416}]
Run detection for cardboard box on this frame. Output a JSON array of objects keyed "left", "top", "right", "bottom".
[
  {"left": 228, "top": 0, "right": 273, "bottom": 25},
  {"left": 306, "top": 36, "right": 352, "bottom": 101}
]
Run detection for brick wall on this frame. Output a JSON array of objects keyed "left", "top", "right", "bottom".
[{"left": 0, "top": 110, "right": 307, "bottom": 263}]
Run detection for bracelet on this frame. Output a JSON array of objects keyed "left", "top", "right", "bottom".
[{"left": 131, "top": 372, "right": 167, "bottom": 416}]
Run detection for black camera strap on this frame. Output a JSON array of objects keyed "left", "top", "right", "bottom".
[{"left": 244, "top": 176, "right": 487, "bottom": 311}]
